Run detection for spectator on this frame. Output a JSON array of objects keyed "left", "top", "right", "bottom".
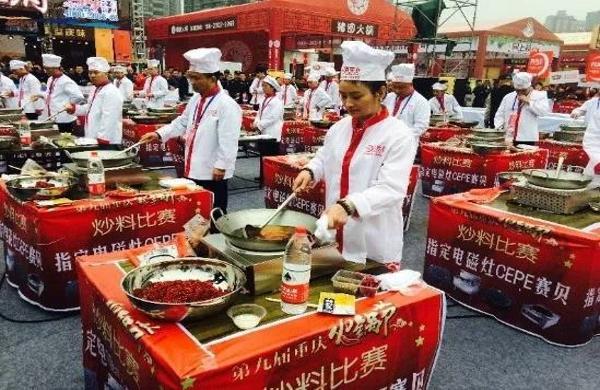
[
  {"left": 72, "top": 65, "right": 90, "bottom": 86},
  {"left": 488, "top": 76, "right": 513, "bottom": 128},
  {"left": 534, "top": 82, "right": 544, "bottom": 91},
  {"left": 472, "top": 79, "right": 489, "bottom": 108}
]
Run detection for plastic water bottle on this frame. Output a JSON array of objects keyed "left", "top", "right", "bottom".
[
  {"left": 281, "top": 226, "right": 312, "bottom": 315},
  {"left": 87, "top": 151, "right": 105, "bottom": 199}
]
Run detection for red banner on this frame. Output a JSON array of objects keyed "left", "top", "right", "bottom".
[
  {"left": 420, "top": 127, "right": 471, "bottom": 143},
  {"left": 537, "top": 140, "right": 589, "bottom": 170},
  {"left": 527, "top": 51, "right": 553, "bottom": 79},
  {"left": 423, "top": 195, "right": 600, "bottom": 346},
  {"left": 0, "top": 186, "right": 213, "bottom": 310},
  {"left": 242, "top": 112, "right": 257, "bottom": 132},
  {"left": 122, "top": 119, "right": 175, "bottom": 168},
  {"left": 280, "top": 120, "right": 312, "bottom": 153},
  {"left": 302, "top": 127, "right": 328, "bottom": 153},
  {"left": 263, "top": 155, "right": 419, "bottom": 231},
  {"left": 420, "top": 144, "right": 548, "bottom": 197},
  {"left": 78, "top": 242, "right": 445, "bottom": 389},
  {"left": 585, "top": 50, "right": 600, "bottom": 82}
]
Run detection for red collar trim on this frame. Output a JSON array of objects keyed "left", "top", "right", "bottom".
[{"left": 351, "top": 106, "right": 389, "bottom": 130}]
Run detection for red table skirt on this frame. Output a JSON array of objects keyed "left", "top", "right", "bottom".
[
  {"left": 122, "top": 119, "right": 175, "bottom": 168},
  {"left": 537, "top": 140, "right": 589, "bottom": 170},
  {"left": 420, "top": 127, "right": 471, "bottom": 143}
]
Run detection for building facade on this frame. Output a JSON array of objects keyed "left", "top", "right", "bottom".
[
  {"left": 545, "top": 10, "right": 586, "bottom": 33},
  {"left": 184, "top": 0, "right": 252, "bottom": 14}
]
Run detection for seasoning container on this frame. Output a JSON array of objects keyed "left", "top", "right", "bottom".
[{"left": 227, "top": 304, "right": 267, "bottom": 330}]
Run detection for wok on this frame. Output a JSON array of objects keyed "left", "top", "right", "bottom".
[
  {"left": 132, "top": 115, "right": 174, "bottom": 124},
  {"left": 310, "top": 120, "right": 334, "bottom": 129},
  {"left": 522, "top": 169, "right": 592, "bottom": 190},
  {"left": 466, "top": 134, "right": 505, "bottom": 145},
  {"left": 6, "top": 174, "right": 76, "bottom": 201},
  {"left": 470, "top": 128, "right": 506, "bottom": 139},
  {"left": 559, "top": 124, "right": 586, "bottom": 133},
  {"left": 470, "top": 143, "right": 507, "bottom": 155},
  {"left": 68, "top": 149, "right": 137, "bottom": 168},
  {"left": 148, "top": 107, "right": 177, "bottom": 114},
  {"left": 29, "top": 120, "right": 55, "bottom": 130},
  {"left": 0, "top": 113, "right": 22, "bottom": 123},
  {"left": 211, "top": 208, "right": 317, "bottom": 252}
]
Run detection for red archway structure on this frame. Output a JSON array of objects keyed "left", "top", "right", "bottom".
[{"left": 146, "top": 0, "right": 415, "bottom": 73}]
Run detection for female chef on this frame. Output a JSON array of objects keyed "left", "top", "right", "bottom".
[{"left": 293, "top": 41, "right": 417, "bottom": 264}]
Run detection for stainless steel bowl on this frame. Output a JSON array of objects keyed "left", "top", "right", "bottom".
[
  {"left": 5, "top": 174, "right": 76, "bottom": 201},
  {"left": 0, "top": 108, "right": 22, "bottom": 115},
  {"left": 470, "top": 128, "right": 506, "bottom": 139},
  {"left": 522, "top": 169, "right": 592, "bottom": 190},
  {"left": 470, "top": 143, "right": 507, "bottom": 155},
  {"left": 0, "top": 113, "right": 22, "bottom": 123},
  {"left": 29, "top": 120, "right": 55, "bottom": 130},
  {"left": 69, "top": 150, "right": 137, "bottom": 168},
  {"left": 121, "top": 258, "right": 246, "bottom": 322}
]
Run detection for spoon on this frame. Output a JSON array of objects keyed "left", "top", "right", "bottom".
[
  {"left": 45, "top": 108, "right": 67, "bottom": 123},
  {"left": 555, "top": 154, "right": 565, "bottom": 178},
  {"left": 243, "top": 192, "right": 296, "bottom": 239},
  {"left": 111, "top": 141, "right": 143, "bottom": 158}
]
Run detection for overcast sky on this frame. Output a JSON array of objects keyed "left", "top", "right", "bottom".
[{"left": 437, "top": 0, "right": 600, "bottom": 29}]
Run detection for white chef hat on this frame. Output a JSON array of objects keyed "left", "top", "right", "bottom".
[
  {"left": 9, "top": 60, "right": 26, "bottom": 70},
  {"left": 183, "top": 48, "right": 222, "bottom": 74},
  {"left": 307, "top": 72, "right": 321, "bottom": 83},
  {"left": 147, "top": 59, "right": 160, "bottom": 69},
  {"left": 87, "top": 57, "right": 110, "bottom": 73},
  {"left": 42, "top": 54, "right": 62, "bottom": 68},
  {"left": 432, "top": 82, "right": 447, "bottom": 91},
  {"left": 386, "top": 72, "right": 393, "bottom": 82},
  {"left": 340, "top": 41, "right": 394, "bottom": 81},
  {"left": 512, "top": 72, "right": 532, "bottom": 89},
  {"left": 262, "top": 75, "right": 281, "bottom": 92},
  {"left": 283, "top": 72, "right": 293, "bottom": 80},
  {"left": 391, "top": 63, "right": 415, "bottom": 83},
  {"left": 324, "top": 68, "right": 338, "bottom": 77},
  {"left": 113, "top": 65, "right": 127, "bottom": 73}
]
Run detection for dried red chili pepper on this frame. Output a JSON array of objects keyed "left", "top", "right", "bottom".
[{"left": 133, "top": 280, "right": 227, "bottom": 303}]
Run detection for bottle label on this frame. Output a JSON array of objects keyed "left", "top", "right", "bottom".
[
  {"left": 88, "top": 173, "right": 105, "bottom": 195},
  {"left": 281, "top": 263, "right": 310, "bottom": 305}
]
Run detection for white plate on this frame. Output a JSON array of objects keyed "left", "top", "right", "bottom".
[{"left": 159, "top": 178, "right": 196, "bottom": 189}]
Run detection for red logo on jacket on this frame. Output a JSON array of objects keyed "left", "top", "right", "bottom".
[{"left": 365, "top": 144, "right": 385, "bottom": 156}]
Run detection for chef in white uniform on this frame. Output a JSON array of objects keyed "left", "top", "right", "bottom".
[
  {"left": 10, "top": 60, "right": 43, "bottom": 119},
  {"left": 40, "top": 54, "right": 84, "bottom": 133},
  {"left": 136, "top": 59, "right": 168, "bottom": 109},
  {"left": 303, "top": 72, "right": 332, "bottom": 121},
  {"left": 113, "top": 65, "right": 134, "bottom": 102},
  {"left": 0, "top": 72, "right": 17, "bottom": 109},
  {"left": 571, "top": 90, "right": 600, "bottom": 181},
  {"left": 253, "top": 75, "right": 284, "bottom": 141},
  {"left": 494, "top": 72, "right": 550, "bottom": 145},
  {"left": 384, "top": 63, "right": 430, "bottom": 139},
  {"left": 140, "top": 48, "right": 242, "bottom": 213},
  {"left": 278, "top": 73, "right": 297, "bottom": 106},
  {"left": 320, "top": 68, "right": 341, "bottom": 111},
  {"left": 65, "top": 57, "right": 123, "bottom": 144},
  {"left": 249, "top": 67, "right": 266, "bottom": 108},
  {"left": 429, "top": 82, "right": 463, "bottom": 119},
  {"left": 293, "top": 41, "right": 417, "bottom": 264}
]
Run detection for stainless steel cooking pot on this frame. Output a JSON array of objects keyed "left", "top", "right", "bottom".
[
  {"left": 522, "top": 169, "right": 592, "bottom": 190},
  {"left": 211, "top": 208, "right": 317, "bottom": 252},
  {"left": 68, "top": 150, "right": 137, "bottom": 168}
]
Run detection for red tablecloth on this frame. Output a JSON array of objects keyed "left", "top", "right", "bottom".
[
  {"left": 420, "top": 143, "right": 549, "bottom": 197},
  {"left": 0, "top": 185, "right": 213, "bottom": 311},
  {"left": 420, "top": 127, "right": 471, "bottom": 143},
  {"left": 423, "top": 193, "right": 600, "bottom": 346},
  {"left": 242, "top": 112, "right": 257, "bottom": 132},
  {"left": 263, "top": 155, "right": 420, "bottom": 231},
  {"left": 537, "top": 139, "right": 589, "bottom": 170},
  {"left": 77, "top": 240, "right": 445, "bottom": 389},
  {"left": 280, "top": 120, "right": 312, "bottom": 153},
  {"left": 553, "top": 100, "right": 581, "bottom": 114},
  {"left": 122, "top": 119, "right": 175, "bottom": 168}
]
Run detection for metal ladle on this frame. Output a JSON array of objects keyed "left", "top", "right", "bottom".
[{"left": 243, "top": 192, "right": 296, "bottom": 239}]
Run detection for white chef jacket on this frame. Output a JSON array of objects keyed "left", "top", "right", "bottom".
[
  {"left": 384, "top": 91, "right": 431, "bottom": 138},
  {"left": 303, "top": 88, "right": 332, "bottom": 121},
  {"left": 429, "top": 94, "right": 463, "bottom": 120},
  {"left": 113, "top": 77, "right": 134, "bottom": 102},
  {"left": 494, "top": 90, "right": 550, "bottom": 142},
  {"left": 138, "top": 75, "right": 168, "bottom": 109},
  {"left": 572, "top": 97, "right": 600, "bottom": 178},
  {"left": 74, "top": 83, "right": 123, "bottom": 144},
  {"left": 278, "top": 84, "right": 297, "bottom": 106},
  {"left": 249, "top": 77, "right": 265, "bottom": 105},
  {"left": 43, "top": 74, "right": 84, "bottom": 123},
  {"left": 16, "top": 73, "right": 43, "bottom": 114},
  {"left": 306, "top": 111, "right": 417, "bottom": 263},
  {"left": 157, "top": 89, "right": 242, "bottom": 181},
  {"left": 0, "top": 74, "right": 17, "bottom": 109},
  {"left": 319, "top": 80, "right": 341, "bottom": 108},
  {"left": 253, "top": 94, "right": 284, "bottom": 141}
]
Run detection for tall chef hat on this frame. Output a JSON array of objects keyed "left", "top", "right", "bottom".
[
  {"left": 113, "top": 65, "right": 127, "bottom": 73},
  {"left": 432, "top": 82, "right": 447, "bottom": 91},
  {"left": 340, "top": 41, "right": 394, "bottom": 82},
  {"left": 307, "top": 72, "right": 321, "bottom": 83},
  {"left": 283, "top": 72, "right": 293, "bottom": 80},
  {"left": 324, "top": 67, "right": 338, "bottom": 77},
  {"left": 386, "top": 72, "right": 394, "bottom": 82},
  {"left": 42, "top": 54, "right": 62, "bottom": 68},
  {"left": 183, "top": 48, "right": 222, "bottom": 74},
  {"left": 262, "top": 75, "right": 281, "bottom": 92},
  {"left": 391, "top": 63, "right": 415, "bottom": 83},
  {"left": 9, "top": 60, "right": 26, "bottom": 70},
  {"left": 147, "top": 59, "right": 160, "bottom": 69},
  {"left": 512, "top": 72, "right": 532, "bottom": 89},
  {"left": 86, "top": 57, "right": 110, "bottom": 73}
]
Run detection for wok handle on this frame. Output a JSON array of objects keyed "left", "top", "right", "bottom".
[{"left": 210, "top": 207, "right": 225, "bottom": 227}]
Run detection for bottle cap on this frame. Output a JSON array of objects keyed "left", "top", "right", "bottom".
[{"left": 295, "top": 226, "right": 307, "bottom": 235}]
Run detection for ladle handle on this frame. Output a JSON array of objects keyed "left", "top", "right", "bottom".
[{"left": 259, "top": 192, "right": 296, "bottom": 229}]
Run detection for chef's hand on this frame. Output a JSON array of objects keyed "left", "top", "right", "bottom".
[
  {"left": 140, "top": 132, "right": 159, "bottom": 144},
  {"left": 517, "top": 94, "right": 530, "bottom": 104},
  {"left": 64, "top": 103, "right": 76, "bottom": 115},
  {"left": 570, "top": 111, "right": 581, "bottom": 119},
  {"left": 293, "top": 170, "right": 313, "bottom": 193},
  {"left": 213, "top": 168, "right": 226, "bottom": 181},
  {"left": 324, "top": 204, "right": 349, "bottom": 229}
]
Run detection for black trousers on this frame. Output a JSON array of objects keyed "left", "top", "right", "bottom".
[
  {"left": 515, "top": 141, "right": 537, "bottom": 146},
  {"left": 25, "top": 112, "right": 39, "bottom": 120},
  {"left": 258, "top": 139, "right": 282, "bottom": 187},
  {"left": 57, "top": 121, "right": 77, "bottom": 133},
  {"left": 191, "top": 178, "right": 229, "bottom": 213}
]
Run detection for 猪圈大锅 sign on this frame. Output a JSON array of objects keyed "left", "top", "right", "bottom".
[{"left": 169, "top": 16, "right": 237, "bottom": 36}]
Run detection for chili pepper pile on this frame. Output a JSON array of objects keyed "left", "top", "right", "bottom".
[{"left": 133, "top": 280, "right": 227, "bottom": 303}]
